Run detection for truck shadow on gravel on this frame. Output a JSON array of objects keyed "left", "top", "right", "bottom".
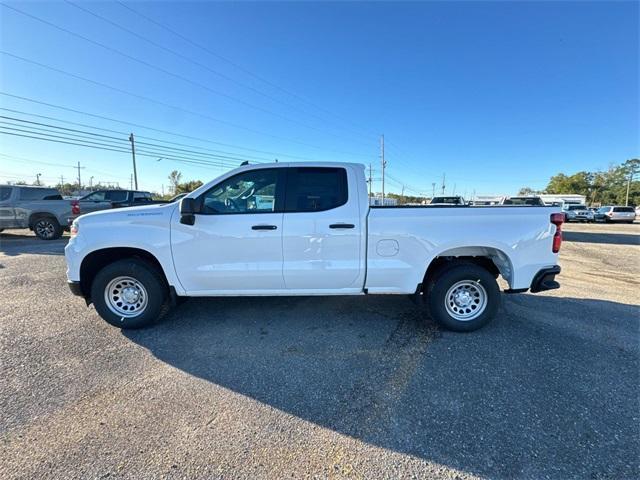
[
  {"left": 0, "top": 232, "right": 67, "bottom": 257},
  {"left": 124, "top": 294, "right": 639, "bottom": 479},
  {"left": 564, "top": 230, "right": 640, "bottom": 246}
]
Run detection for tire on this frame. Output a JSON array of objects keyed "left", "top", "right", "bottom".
[
  {"left": 91, "top": 259, "right": 170, "bottom": 329},
  {"left": 33, "top": 216, "right": 63, "bottom": 240},
  {"left": 426, "top": 263, "right": 501, "bottom": 332}
]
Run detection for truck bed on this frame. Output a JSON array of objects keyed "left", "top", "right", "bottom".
[{"left": 366, "top": 205, "right": 559, "bottom": 293}]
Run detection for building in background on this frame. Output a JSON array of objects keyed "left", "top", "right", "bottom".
[{"left": 538, "top": 194, "right": 586, "bottom": 206}]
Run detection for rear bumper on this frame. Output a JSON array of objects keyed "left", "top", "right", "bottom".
[{"left": 530, "top": 265, "right": 561, "bottom": 293}]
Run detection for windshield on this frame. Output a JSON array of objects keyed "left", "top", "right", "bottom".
[
  {"left": 503, "top": 197, "right": 543, "bottom": 206},
  {"left": 431, "top": 197, "right": 463, "bottom": 204}
]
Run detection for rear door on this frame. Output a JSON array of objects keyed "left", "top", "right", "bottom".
[{"left": 281, "top": 166, "right": 363, "bottom": 291}]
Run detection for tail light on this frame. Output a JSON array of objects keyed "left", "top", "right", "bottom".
[
  {"left": 550, "top": 213, "right": 564, "bottom": 253},
  {"left": 71, "top": 200, "right": 80, "bottom": 215}
]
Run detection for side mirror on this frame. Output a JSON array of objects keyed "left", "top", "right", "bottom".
[{"left": 180, "top": 197, "right": 196, "bottom": 225}]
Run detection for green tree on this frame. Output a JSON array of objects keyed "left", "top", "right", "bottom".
[
  {"left": 168, "top": 170, "right": 183, "bottom": 194},
  {"left": 518, "top": 187, "right": 538, "bottom": 196},
  {"left": 175, "top": 179, "right": 204, "bottom": 195}
]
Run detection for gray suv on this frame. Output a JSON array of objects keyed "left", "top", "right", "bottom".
[
  {"left": 594, "top": 206, "right": 636, "bottom": 223},
  {"left": 563, "top": 204, "right": 594, "bottom": 223}
]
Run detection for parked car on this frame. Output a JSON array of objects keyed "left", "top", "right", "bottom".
[
  {"left": 429, "top": 196, "right": 465, "bottom": 205},
  {"left": 69, "top": 190, "right": 166, "bottom": 223},
  {"left": 562, "top": 204, "right": 594, "bottom": 223},
  {"left": 500, "top": 196, "right": 545, "bottom": 206},
  {"left": 65, "top": 162, "right": 563, "bottom": 333},
  {"left": 594, "top": 206, "right": 636, "bottom": 223},
  {"left": 0, "top": 185, "right": 77, "bottom": 240}
]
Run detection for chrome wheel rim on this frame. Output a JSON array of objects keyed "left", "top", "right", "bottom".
[
  {"left": 104, "top": 276, "right": 148, "bottom": 318},
  {"left": 445, "top": 280, "right": 487, "bottom": 321},
  {"left": 35, "top": 220, "right": 55, "bottom": 239}
]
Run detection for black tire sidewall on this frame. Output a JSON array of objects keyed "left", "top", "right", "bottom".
[
  {"left": 91, "top": 259, "right": 167, "bottom": 329},
  {"left": 427, "top": 264, "right": 501, "bottom": 332},
  {"left": 33, "top": 217, "right": 62, "bottom": 240}
]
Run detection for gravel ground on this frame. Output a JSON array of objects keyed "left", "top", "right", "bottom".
[{"left": 0, "top": 223, "right": 638, "bottom": 479}]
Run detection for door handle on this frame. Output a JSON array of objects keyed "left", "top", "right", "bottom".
[
  {"left": 251, "top": 225, "right": 278, "bottom": 230},
  {"left": 329, "top": 223, "right": 355, "bottom": 229}
]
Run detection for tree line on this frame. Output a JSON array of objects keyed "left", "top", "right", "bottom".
[{"left": 519, "top": 158, "right": 639, "bottom": 206}]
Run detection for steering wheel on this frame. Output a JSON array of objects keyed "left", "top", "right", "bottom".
[
  {"left": 224, "top": 197, "right": 240, "bottom": 211},
  {"left": 240, "top": 187, "right": 255, "bottom": 200}
]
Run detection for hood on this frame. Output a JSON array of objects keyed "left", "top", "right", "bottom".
[{"left": 76, "top": 202, "right": 176, "bottom": 223}]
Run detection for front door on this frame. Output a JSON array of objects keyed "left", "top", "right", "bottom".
[{"left": 172, "top": 168, "right": 286, "bottom": 293}]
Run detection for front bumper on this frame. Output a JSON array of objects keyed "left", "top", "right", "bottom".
[{"left": 530, "top": 266, "right": 561, "bottom": 293}]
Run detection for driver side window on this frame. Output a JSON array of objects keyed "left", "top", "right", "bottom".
[{"left": 200, "top": 168, "right": 281, "bottom": 214}]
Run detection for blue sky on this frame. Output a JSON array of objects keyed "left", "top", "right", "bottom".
[{"left": 1, "top": 1, "right": 638, "bottom": 196}]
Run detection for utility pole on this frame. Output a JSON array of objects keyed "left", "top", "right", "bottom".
[
  {"left": 130, "top": 174, "right": 133, "bottom": 190},
  {"left": 35, "top": 173, "right": 41, "bottom": 186},
  {"left": 452, "top": 183, "right": 456, "bottom": 195},
  {"left": 129, "top": 133, "right": 139, "bottom": 190},
  {"left": 368, "top": 163, "right": 373, "bottom": 198},
  {"left": 431, "top": 182, "right": 436, "bottom": 198},
  {"left": 380, "top": 135, "right": 386, "bottom": 203},
  {"left": 401, "top": 185, "right": 405, "bottom": 203},
  {"left": 60, "top": 175, "right": 64, "bottom": 187},
  {"left": 441, "top": 173, "right": 446, "bottom": 195},
  {"left": 76, "top": 161, "right": 82, "bottom": 190},
  {"left": 89, "top": 176, "right": 94, "bottom": 189}
]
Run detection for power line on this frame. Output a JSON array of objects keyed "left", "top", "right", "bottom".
[
  {"left": 0, "top": 52, "right": 372, "bottom": 159},
  {"left": 0, "top": 115, "right": 270, "bottom": 164},
  {"left": 0, "top": 102, "right": 315, "bottom": 161},
  {"left": 3, "top": 2, "right": 373, "bottom": 148},
  {"left": 114, "top": 0, "right": 382, "bottom": 142},
  {"left": 65, "top": 0, "right": 374, "bottom": 144},
  {"left": 0, "top": 126, "right": 255, "bottom": 171}
]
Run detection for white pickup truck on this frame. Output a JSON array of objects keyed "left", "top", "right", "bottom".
[{"left": 65, "top": 162, "right": 563, "bottom": 332}]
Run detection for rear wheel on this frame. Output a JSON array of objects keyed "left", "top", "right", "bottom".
[
  {"left": 33, "top": 216, "right": 62, "bottom": 240},
  {"left": 91, "top": 259, "right": 169, "bottom": 329},
  {"left": 426, "top": 263, "right": 501, "bottom": 332}
]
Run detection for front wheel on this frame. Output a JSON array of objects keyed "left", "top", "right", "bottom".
[
  {"left": 91, "top": 259, "right": 169, "bottom": 329},
  {"left": 426, "top": 264, "right": 501, "bottom": 332}
]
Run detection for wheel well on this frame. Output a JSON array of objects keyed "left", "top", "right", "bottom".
[
  {"left": 423, "top": 247, "right": 513, "bottom": 288},
  {"left": 28, "top": 212, "right": 58, "bottom": 228},
  {"left": 79, "top": 247, "right": 167, "bottom": 299}
]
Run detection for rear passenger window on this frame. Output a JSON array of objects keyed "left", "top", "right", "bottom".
[
  {"left": 106, "top": 191, "right": 128, "bottom": 202},
  {"left": 18, "top": 188, "right": 57, "bottom": 200},
  {"left": 285, "top": 167, "right": 348, "bottom": 212},
  {"left": 613, "top": 207, "right": 634, "bottom": 212}
]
